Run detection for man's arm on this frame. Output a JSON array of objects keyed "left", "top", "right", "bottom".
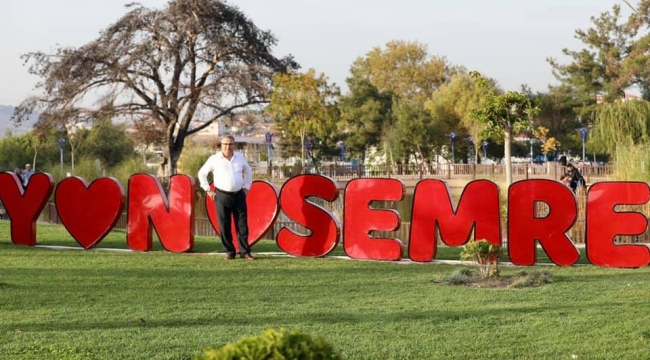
[
  {"left": 197, "top": 156, "right": 214, "bottom": 192},
  {"left": 242, "top": 159, "right": 253, "bottom": 193}
]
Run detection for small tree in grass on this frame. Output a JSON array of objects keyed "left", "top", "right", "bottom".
[
  {"left": 469, "top": 71, "right": 539, "bottom": 186},
  {"left": 460, "top": 239, "right": 504, "bottom": 278}
]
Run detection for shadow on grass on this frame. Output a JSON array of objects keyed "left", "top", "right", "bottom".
[{"left": 9, "top": 304, "right": 574, "bottom": 333}]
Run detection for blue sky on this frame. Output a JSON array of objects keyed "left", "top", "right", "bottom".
[{"left": 1, "top": 0, "right": 630, "bottom": 106}]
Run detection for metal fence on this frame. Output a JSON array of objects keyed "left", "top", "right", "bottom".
[{"left": 251, "top": 163, "right": 616, "bottom": 183}]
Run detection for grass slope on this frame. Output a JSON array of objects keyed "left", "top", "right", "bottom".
[{"left": 1, "top": 221, "right": 649, "bottom": 359}]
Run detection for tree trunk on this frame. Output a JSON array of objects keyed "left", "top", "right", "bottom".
[
  {"left": 160, "top": 137, "right": 184, "bottom": 177},
  {"left": 416, "top": 145, "right": 424, "bottom": 179},
  {"left": 142, "top": 144, "right": 149, "bottom": 167},
  {"left": 162, "top": 145, "right": 173, "bottom": 177},
  {"left": 170, "top": 155, "right": 178, "bottom": 175},
  {"left": 505, "top": 129, "right": 513, "bottom": 186},
  {"left": 69, "top": 137, "right": 81, "bottom": 175},
  {"left": 300, "top": 129, "right": 306, "bottom": 172},
  {"left": 32, "top": 149, "right": 38, "bottom": 171}
]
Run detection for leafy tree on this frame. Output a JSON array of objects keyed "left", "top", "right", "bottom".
[
  {"left": 426, "top": 74, "right": 494, "bottom": 162},
  {"left": 423, "top": 99, "right": 463, "bottom": 163},
  {"left": 29, "top": 121, "right": 57, "bottom": 171},
  {"left": 0, "top": 133, "right": 33, "bottom": 172},
  {"left": 589, "top": 100, "right": 650, "bottom": 155},
  {"left": 0, "top": 127, "right": 65, "bottom": 172},
  {"left": 266, "top": 69, "right": 340, "bottom": 170},
  {"left": 348, "top": 40, "right": 461, "bottom": 165},
  {"left": 543, "top": 1, "right": 650, "bottom": 161},
  {"left": 623, "top": 0, "right": 650, "bottom": 100},
  {"left": 58, "top": 114, "right": 92, "bottom": 174},
  {"left": 13, "top": 0, "right": 297, "bottom": 176},
  {"left": 527, "top": 85, "right": 584, "bottom": 155},
  {"left": 130, "top": 115, "right": 166, "bottom": 166},
  {"left": 470, "top": 72, "right": 539, "bottom": 186},
  {"left": 532, "top": 126, "right": 561, "bottom": 159},
  {"left": 82, "top": 118, "right": 136, "bottom": 168},
  {"left": 337, "top": 77, "right": 393, "bottom": 161},
  {"left": 392, "top": 100, "right": 441, "bottom": 172},
  {"left": 350, "top": 40, "right": 460, "bottom": 102},
  {"left": 548, "top": 3, "right": 649, "bottom": 103}
]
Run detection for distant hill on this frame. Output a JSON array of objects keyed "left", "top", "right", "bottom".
[{"left": 0, "top": 105, "right": 38, "bottom": 137}]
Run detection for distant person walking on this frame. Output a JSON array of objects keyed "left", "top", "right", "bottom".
[
  {"left": 22, "top": 164, "right": 34, "bottom": 187},
  {"left": 198, "top": 135, "right": 254, "bottom": 260},
  {"left": 559, "top": 153, "right": 568, "bottom": 167}
]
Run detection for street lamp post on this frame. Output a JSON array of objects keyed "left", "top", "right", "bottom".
[
  {"left": 578, "top": 127, "right": 588, "bottom": 163},
  {"left": 305, "top": 140, "right": 313, "bottom": 173},
  {"left": 264, "top": 131, "right": 273, "bottom": 175},
  {"left": 466, "top": 136, "right": 473, "bottom": 163},
  {"left": 447, "top": 132, "right": 458, "bottom": 164},
  {"left": 264, "top": 131, "right": 273, "bottom": 166},
  {"left": 58, "top": 138, "right": 66, "bottom": 172}
]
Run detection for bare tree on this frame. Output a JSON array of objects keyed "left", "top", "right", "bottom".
[
  {"left": 131, "top": 115, "right": 166, "bottom": 166},
  {"left": 13, "top": 0, "right": 297, "bottom": 176}
]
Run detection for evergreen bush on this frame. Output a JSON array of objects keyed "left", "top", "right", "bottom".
[{"left": 196, "top": 328, "right": 342, "bottom": 360}]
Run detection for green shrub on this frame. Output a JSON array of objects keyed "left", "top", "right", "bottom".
[
  {"left": 446, "top": 269, "right": 471, "bottom": 285},
  {"left": 67, "top": 156, "right": 105, "bottom": 180},
  {"left": 178, "top": 143, "right": 212, "bottom": 180},
  {"left": 456, "top": 267, "right": 475, "bottom": 277},
  {"left": 460, "top": 239, "right": 504, "bottom": 278},
  {"left": 196, "top": 328, "right": 342, "bottom": 360}
]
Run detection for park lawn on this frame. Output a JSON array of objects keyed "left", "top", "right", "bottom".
[{"left": 1, "top": 221, "right": 646, "bottom": 359}]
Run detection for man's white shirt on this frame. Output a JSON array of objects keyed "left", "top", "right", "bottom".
[{"left": 198, "top": 152, "right": 252, "bottom": 192}]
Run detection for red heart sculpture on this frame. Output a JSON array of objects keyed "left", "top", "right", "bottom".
[
  {"left": 205, "top": 180, "right": 279, "bottom": 252},
  {"left": 55, "top": 177, "right": 125, "bottom": 249}
]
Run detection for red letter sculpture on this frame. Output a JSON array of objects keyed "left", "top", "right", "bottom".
[
  {"left": 277, "top": 174, "right": 340, "bottom": 257},
  {"left": 127, "top": 174, "right": 195, "bottom": 252},
  {"left": 343, "top": 178, "right": 404, "bottom": 261},
  {"left": 205, "top": 180, "right": 280, "bottom": 252},
  {"left": 509, "top": 180, "right": 579, "bottom": 266},
  {"left": 55, "top": 177, "right": 125, "bottom": 249},
  {"left": 0, "top": 172, "right": 54, "bottom": 246},
  {"left": 586, "top": 182, "right": 650, "bottom": 268},
  {"left": 409, "top": 179, "right": 501, "bottom": 262}
]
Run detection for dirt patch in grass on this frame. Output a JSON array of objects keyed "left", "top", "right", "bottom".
[
  {"left": 464, "top": 275, "right": 522, "bottom": 288},
  {"left": 437, "top": 269, "right": 553, "bottom": 289}
]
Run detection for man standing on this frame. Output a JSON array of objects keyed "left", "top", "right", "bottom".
[{"left": 198, "top": 135, "right": 254, "bottom": 260}]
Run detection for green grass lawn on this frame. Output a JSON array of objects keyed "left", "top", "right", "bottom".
[{"left": 1, "top": 220, "right": 649, "bottom": 359}]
